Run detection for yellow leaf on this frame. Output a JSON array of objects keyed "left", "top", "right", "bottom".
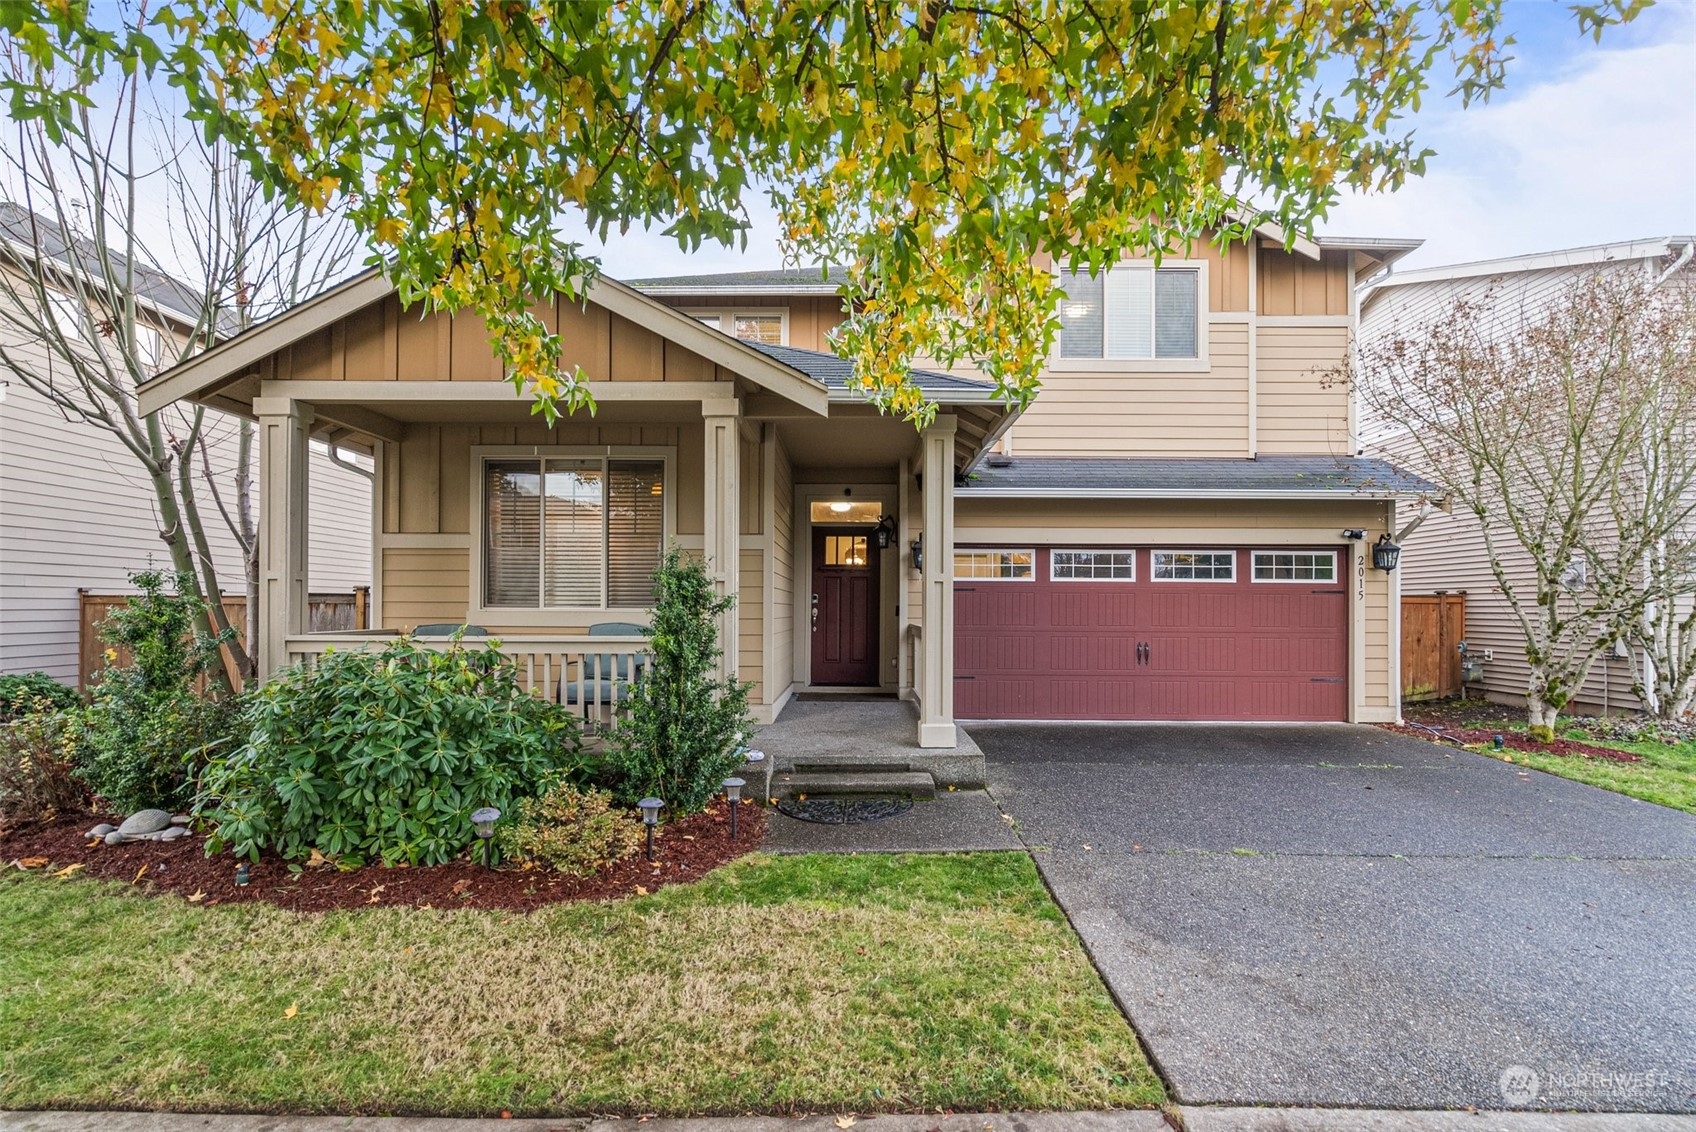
[
  {"left": 835, "top": 1117, "right": 858, "bottom": 1129},
  {"left": 187, "top": 889, "right": 206, "bottom": 903},
  {"left": 17, "top": 856, "right": 49, "bottom": 869},
  {"left": 634, "top": 885, "right": 649, "bottom": 896},
  {"left": 53, "top": 863, "right": 85, "bottom": 878},
  {"left": 132, "top": 864, "right": 148, "bottom": 884},
  {"left": 283, "top": 1002, "right": 299, "bottom": 1019}
]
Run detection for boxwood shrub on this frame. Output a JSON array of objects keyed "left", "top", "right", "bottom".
[{"left": 199, "top": 638, "right": 584, "bottom": 865}]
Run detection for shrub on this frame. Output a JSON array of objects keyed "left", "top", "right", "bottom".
[
  {"left": 494, "top": 783, "right": 645, "bottom": 876},
  {"left": 199, "top": 637, "right": 586, "bottom": 865},
  {"left": 604, "top": 548, "right": 755, "bottom": 813},
  {"left": 0, "top": 707, "right": 88, "bottom": 825},
  {"left": 77, "top": 570, "right": 239, "bottom": 813},
  {"left": 0, "top": 673, "right": 80, "bottom": 722}
]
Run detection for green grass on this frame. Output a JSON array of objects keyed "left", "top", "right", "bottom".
[
  {"left": 0, "top": 852, "right": 1162, "bottom": 1117},
  {"left": 1465, "top": 724, "right": 1696, "bottom": 816}
]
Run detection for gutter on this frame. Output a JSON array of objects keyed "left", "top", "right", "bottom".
[{"left": 954, "top": 486, "right": 1439, "bottom": 501}]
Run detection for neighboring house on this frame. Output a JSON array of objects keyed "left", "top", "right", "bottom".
[
  {"left": 137, "top": 226, "right": 1428, "bottom": 748},
  {"left": 1359, "top": 236, "right": 1696, "bottom": 714},
  {"left": 0, "top": 204, "right": 373, "bottom": 685}
]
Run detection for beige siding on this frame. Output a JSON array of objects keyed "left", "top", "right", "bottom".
[
  {"left": 278, "top": 293, "right": 732, "bottom": 384},
  {"left": 1260, "top": 248, "right": 1351, "bottom": 316},
  {"left": 739, "top": 548, "right": 763, "bottom": 700},
  {"left": 1255, "top": 324, "right": 1352, "bottom": 455},
  {"left": 770, "top": 440, "right": 795, "bottom": 698},
  {"left": 379, "top": 547, "right": 470, "bottom": 630},
  {"left": 1012, "top": 320, "right": 1251, "bottom": 457},
  {"left": 954, "top": 496, "right": 1397, "bottom": 719}
]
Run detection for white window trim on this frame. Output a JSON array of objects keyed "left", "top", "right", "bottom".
[
  {"left": 1151, "top": 549, "right": 1237, "bottom": 583},
  {"left": 1049, "top": 548, "right": 1137, "bottom": 582},
  {"left": 952, "top": 548, "right": 1036, "bottom": 582},
  {"left": 1251, "top": 550, "right": 1339, "bottom": 584},
  {"left": 1049, "top": 258, "right": 1210, "bottom": 373},
  {"left": 469, "top": 445, "right": 677, "bottom": 626},
  {"left": 685, "top": 307, "right": 790, "bottom": 346}
]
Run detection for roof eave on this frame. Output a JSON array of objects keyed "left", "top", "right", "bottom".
[
  {"left": 634, "top": 284, "right": 844, "bottom": 297},
  {"left": 955, "top": 486, "right": 1435, "bottom": 500}
]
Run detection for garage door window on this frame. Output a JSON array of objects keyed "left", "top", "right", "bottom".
[
  {"left": 1051, "top": 550, "right": 1136, "bottom": 580},
  {"left": 1252, "top": 551, "right": 1337, "bottom": 582},
  {"left": 1152, "top": 550, "right": 1236, "bottom": 581},
  {"left": 954, "top": 550, "right": 1034, "bottom": 580}
]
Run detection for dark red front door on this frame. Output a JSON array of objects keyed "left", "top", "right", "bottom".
[
  {"left": 954, "top": 547, "right": 1348, "bottom": 721},
  {"left": 812, "top": 526, "right": 880, "bottom": 685}
]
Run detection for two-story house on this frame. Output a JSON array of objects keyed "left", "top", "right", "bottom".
[{"left": 135, "top": 226, "right": 1429, "bottom": 750}]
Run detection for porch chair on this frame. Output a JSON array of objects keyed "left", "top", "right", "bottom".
[{"left": 563, "top": 622, "right": 651, "bottom": 719}]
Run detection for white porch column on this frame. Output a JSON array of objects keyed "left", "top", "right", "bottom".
[
  {"left": 254, "top": 396, "right": 312, "bottom": 681},
  {"left": 702, "top": 398, "right": 742, "bottom": 681},
  {"left": 918, "top": 416, "right": 957, "bottom": 748}
]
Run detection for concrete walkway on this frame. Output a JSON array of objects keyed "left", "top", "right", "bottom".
[
  {"left": 752, "top": 699, "right": 987, "bottom": 788},
  {"left": 761, "top": 787, "right": 1024, "bottom": 853}
]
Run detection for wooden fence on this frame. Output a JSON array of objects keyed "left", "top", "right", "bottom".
[
  {"left": 1401, "top": 593, "right": 1466, "bottom": 702},
  {"left": 79, "top": 588, "right": 369, "bottom": 690}
]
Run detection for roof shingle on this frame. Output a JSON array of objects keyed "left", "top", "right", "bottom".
[{"left": 958, "top": 455, "right": 1437, "bottom": 497}]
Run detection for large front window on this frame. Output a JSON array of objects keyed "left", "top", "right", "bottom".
[
  {"left": 1058, "top": 265, "right": 1199, "bottom": 360},
  {"left": 483, "top": 458, "right": 665, "bottom": 608}
]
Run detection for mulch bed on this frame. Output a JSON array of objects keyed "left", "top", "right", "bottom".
[
  {"left": 1, "top": 798, "right": 766, "bottom": 914},
  {"left": 1382, "top": 722, "right": 1642, "bottom": 763}
]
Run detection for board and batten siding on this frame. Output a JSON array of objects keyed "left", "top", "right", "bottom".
[
  {"left": 0, "top": 367, "right": 371, "bottom": 683},
  {"left": 951, "top": 496, "right": 1398, "bottom": 720}
]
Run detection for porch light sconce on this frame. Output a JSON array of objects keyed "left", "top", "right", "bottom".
[
  {"left": 910, "top": 535, "right": 923, "bottom": 571},
  {"left": 874, "top": 515, "right": 897, "bottom": 549},
  {"left": 638, "top": 797, "right": 664, "bottom": 860},
  {"left": 471, "top": 806, "right": 501, "bottom": 868},
  {"left": 1372, "top": 534, "right": 1402, "bottom": 571},
  {"left": 722, "top": 777, "right": 745, "bottom": 839},
  {"left": 1341, "top": 529, "right": 1365, "bottom": 541}
]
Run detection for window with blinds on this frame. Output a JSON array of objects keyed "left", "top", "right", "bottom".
[
  {"left": 484, "top": 457, "right": 665, "bottom": 608},
  {"left": 691, "top": 310, "right": 787, "bottom": 345},
  {"left": 1058, "top": 265, "right": 1200, "bottom": 360}
]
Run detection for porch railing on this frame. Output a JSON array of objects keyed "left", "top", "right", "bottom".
[{"left": 283, "top": 632, "right": 653, "bottom": 732}]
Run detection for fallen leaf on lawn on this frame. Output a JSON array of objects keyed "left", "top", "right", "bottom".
[
  {"left": 835, "top": 1116, "right": 857, "bottom": 1129},
  {"left": 634, "top": 885, "right": 649, "bottom": 896},
  {"left": 17, "top": 856, "right": 49, "bottom": 870},
  {"left": 132, "top": 864, "right": 148, "bottom": 883},
  {"left": 52, "top": 863, "right": 84, "bottom": 878},
  {"left": 283, "top": 1002, "right": 298, "bottom": 1019},
  {"left": 187, "top": 889, "right": 206, "bottom": 903}
]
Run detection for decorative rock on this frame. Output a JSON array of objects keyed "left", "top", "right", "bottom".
[
  {"left": 117, "top": 809, "right": 172, "bottom": 837},
  {"left": 169, "top": 814, "right": 191, "bottom": 826},
  {"left": 103, "top": 831, "right": 123, "bottom": 846},
  {"left": 159, "top": 826, "right": 189, "bottom": 841},
  {"left": 86, "top": 823, "right": 115, "bottom": 839}
]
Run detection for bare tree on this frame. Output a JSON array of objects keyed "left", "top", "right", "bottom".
[
  {"left": 0, "top": 25, "right": 356, "bottom": 681},
  {"left": 1357, "top": 272, "right": 1696, "bottom": 738}
]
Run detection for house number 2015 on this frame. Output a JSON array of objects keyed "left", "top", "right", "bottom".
[{"left": 1356, "top": 552, "right": 1367, "bottom": 599}]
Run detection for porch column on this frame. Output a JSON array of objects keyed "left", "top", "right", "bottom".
[
  {"left": 918, "top": 415, "right": 957, "bottom": 748},
  {"left": 253, "top": 396, "right": 312, "bottom": 681},
  {"left": 702, "top": 397, "right": 741, "bottom": 681}
]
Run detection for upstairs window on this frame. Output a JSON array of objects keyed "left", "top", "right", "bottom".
[
  {"left": 1058, "top": 265, "right": 1199, "bottom": 360},
  {"left": 692, "top": 310, "right": 786, "bottom": 345},
  {"left": 484, "top": 457, "right": 666, "bottom": 609}
]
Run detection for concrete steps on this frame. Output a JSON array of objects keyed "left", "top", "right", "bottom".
[{"left": 772, "top": 768, "right": 937, "bottom": 801}]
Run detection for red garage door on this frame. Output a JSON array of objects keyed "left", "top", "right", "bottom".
[{"left": 954, "top": 546, "right": 1347, "bottom": 721}]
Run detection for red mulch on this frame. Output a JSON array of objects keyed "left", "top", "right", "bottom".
[
  {"left": 0, "top": 798, "right": 766, "bottom": 913},
  {"left": 1381, "top": 722, "right": 1642, "bottom": 763}
]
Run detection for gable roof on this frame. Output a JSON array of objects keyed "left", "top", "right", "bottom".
[
  {"left": 0, "top": 201, "right": 209, "bottom": 327},
  {"left": 136, "top": 268, "right": 835, "bottom": 418},
  {"left": 627, "top": 266, "right": 849, "bottom": 295},
  {"left": 1363, "top": 236, "right": 1695, "bottom": 299}
]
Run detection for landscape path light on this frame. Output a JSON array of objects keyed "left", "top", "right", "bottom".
[
  {"left": 723, "top": 777, "right": 746, "bottom": 839},
  {"left": 638, "top": 797, "right": 664, "bottom": 861},
  {"left": 471, "top": 806, "right": 501, "bottom": 869}
]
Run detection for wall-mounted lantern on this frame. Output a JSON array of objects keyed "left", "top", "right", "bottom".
[
  {"left": 874, "top": 515, "right": 897, "bottom": 549},
  {"left": 1372, "top": 534, "right": 1402, "bottom": 571},
  {"left": 910, "top": 534, "right": 923, "bottom": 571}
]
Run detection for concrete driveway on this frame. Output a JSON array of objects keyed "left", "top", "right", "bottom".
[{"left": 970, "top": 723, "right": 1696, "bottom": 1113}]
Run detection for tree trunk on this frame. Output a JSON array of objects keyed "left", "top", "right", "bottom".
[{"left": 1525, "top": 689, "right": 1563, "bottom": 743}]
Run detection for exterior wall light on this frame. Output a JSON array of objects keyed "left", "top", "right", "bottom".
[
  {"left": 1372, "top": 534, "right": 1402, "bottom": 571},
  {"left": 1341, "top": 529, "right": 1365, "bottom": 540},
  {"left": 638, "top": 797, "right": 664, "bottom": 860},
  {"left": 722, "top": 777, "right": 745, "bottom": 839},
  {"left": 910, "top": 535, "right": 923, "bottom": 571},
  {"left": 471, "top": 806, "right": 501, "bottom": 867},
  {"left": 874, "top": 515, "right": 897, "bottom": 549}
]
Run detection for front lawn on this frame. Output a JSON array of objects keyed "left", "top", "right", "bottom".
[
  {"left": 1495, "top": 733, "right": 1696, "bottom": 816},
  {"left": 0, "top": 851, "right": 1162, "bottom": 1117}
]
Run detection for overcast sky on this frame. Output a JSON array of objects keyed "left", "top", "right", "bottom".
[{"left": 570, "top": 0, "right": 1696, "bottom": 278}]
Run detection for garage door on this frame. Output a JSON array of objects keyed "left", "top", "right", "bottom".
[{"left": 954, "top": 546, "right": 1348, "bottom": 721}]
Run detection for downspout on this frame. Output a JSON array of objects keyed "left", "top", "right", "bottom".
[
  {"left": 323, "top": 428, "right": 375, "bottom": 481},
  {"left": 1652, "top": 239, "right": 1694, "bottom": 289}
]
